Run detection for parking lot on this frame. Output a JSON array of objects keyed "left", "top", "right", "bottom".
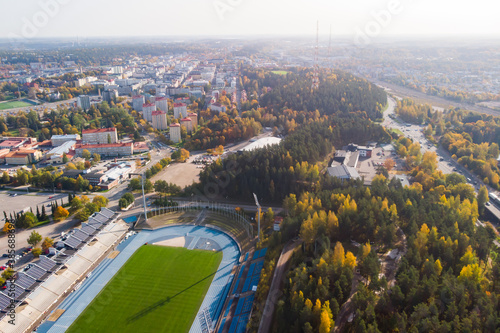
[
  {"left": 0, "top": 191, "right": 68, "bottom": 218},
  {"left": 357, "top": 147, "right": 404, "bottom": 184}
]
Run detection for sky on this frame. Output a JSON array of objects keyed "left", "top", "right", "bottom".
[{"left": 1, "top": 0, "right": 499, "bottom": 41}]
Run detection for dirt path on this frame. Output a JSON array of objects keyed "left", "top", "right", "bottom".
[{"left": 258, "top": 239, "right": 302, "bottom": 333}]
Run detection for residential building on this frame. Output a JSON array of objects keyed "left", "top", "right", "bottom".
[
  {"left": 51, "top": 134, "right": 80, "bottom": 147},
  {"left": 152, "top": 110, "right": 168, "bottom": 130},
  {"left": 82, "top": 128, "right": 118, "bottom": 145},
  {"left": 142, "top": 103, "right": 156, "bottom": 122},
  {"left": 77, "top": 95, "right": 91, "bottom": 110},
  {"left": 173, "top": 103, "right": 188, "bottom": 119},
  {"left": 209, "top": 102, "right": 226, "bottom": 113},
  {"left": 155, "top": 96, "right": 168, "bottom": 112},
  {"left": 181, "top": 117, "right": 193, "bottom": 133},
  {"left": 132, "top": 95, "right": 145, "bottom": 111},
  {"left": 75, "top": 143, "right": 133, "bottom": 157},
  {"left": 188, "top": 112, "right": 198, "bottom": 128},
  {"left": 102, "top": 89, "right": 118, "bottom": 103},
  {"left": 169, "top": 123, "right": 181, "bottom": 143}
]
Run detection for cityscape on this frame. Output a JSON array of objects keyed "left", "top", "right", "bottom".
[{"left": 0, "top": 1, "right": 499, "bottom": 333}]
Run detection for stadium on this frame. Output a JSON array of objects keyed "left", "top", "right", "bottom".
[{"left": 3, "top": 204, "right": 266, "bottom": 333}]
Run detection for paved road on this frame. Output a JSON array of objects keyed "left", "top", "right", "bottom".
[
  {"left": 372, "top": 79, "right": 500, "bottom": 117},
  {"left": 258, "top": 239, "right": 302, "bottom": 333}
]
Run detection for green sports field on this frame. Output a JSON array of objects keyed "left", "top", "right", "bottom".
[
  {"left": 271, "top": 70, "right": 289, "bottom": 75},
  {"left": 67, "top": 245, "right": 223, "bottom": 333},
  {"left": 0, "top": 101, "right": 32, "bottom": 110}
]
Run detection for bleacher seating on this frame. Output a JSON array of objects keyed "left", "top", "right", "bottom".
[
  {"left": 237, "top": 265, "right": 245, "bottom": 279},
  {"left": 234, "top": 297, "right": 245, "bottom": 316},
  {"left": 228, "top": 315, "right": 239, "bottom": 333},
  {"left": 232, "top": 279, "right": 240, "bottom": 294},
  {"left": 247, "top": 263, "right": 255, "bottom": 277},
  {"left": 224, "top": 299, "right": 233, "bottom": 317}
]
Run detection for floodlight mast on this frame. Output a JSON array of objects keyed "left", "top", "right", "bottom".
[
  {"left": 253, "top": 193, "right": 261, "bottom": 242},
  {"left": 130, "top": 172, "right": 147, "bottom": 223}
]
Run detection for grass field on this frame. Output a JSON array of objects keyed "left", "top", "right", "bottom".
[
  {"left": 0, "top": 101, "right": 32, "bottom": 110},
  {"left": 67, "top": 245, "right": 223, "bottom": 333},
  {"left": 271, "top": 70, "right": 288, "bottom": 75}
]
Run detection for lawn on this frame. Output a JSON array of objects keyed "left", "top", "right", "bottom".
[
  {"left": 0, "top": 101, "right": 32, "bottom": 110},
  {"left": 271, "top": 70, "right": 288, "bottom": 75},
  {"left": 67, "top": 245, "right": 223, "bottom": 333}
]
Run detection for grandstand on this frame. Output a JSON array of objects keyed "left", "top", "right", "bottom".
[
  {"left": 0, "top": 208, "right": 121, "bottom": 333},
  {"left": 216, "top": 248, "right": 268, "bottom": 333}
]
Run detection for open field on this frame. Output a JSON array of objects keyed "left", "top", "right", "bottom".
[
  {"left": 67, "top": 245, "right": 222, "bottom": 333},
  {"left": 0, "top": 101, "right": 32, "bottom": 110},
  {"left": 271, "top": 70, "right": 288, "bottom": 75},
  {"left": 151, "top": 155, "right": 201, "bottom": 188}
]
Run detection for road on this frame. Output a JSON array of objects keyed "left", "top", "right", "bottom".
[
  {"left": 382, "top": 97, "right": 486, "bottom": 182},
  {"left": 258, "top": 238, "right": 302, "bottom": 333},
  {"left": 372, "top": 79, "right": 500, "bottom": 117}
]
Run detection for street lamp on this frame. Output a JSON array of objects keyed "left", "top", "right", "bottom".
[
  {"left": 130, "top": 172, "right": 147, "bottom": 223},
  {"left": 253, "top": 193, "right": 261, "bottom": 242}
]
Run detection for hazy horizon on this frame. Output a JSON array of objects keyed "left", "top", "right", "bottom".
[{"left": 1, "top": 0, "right": 499, "bottom": 42}]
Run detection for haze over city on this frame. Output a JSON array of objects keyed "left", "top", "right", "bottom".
[{"left": 1, "top": 0, "right": 500, "bottom": 40}]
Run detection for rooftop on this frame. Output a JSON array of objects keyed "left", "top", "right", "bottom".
[
  {"left": 76, "top": 143, "right": 132, "bottom": 149},
  {"left": 152, "top": 110, "right": 166, "bottom": 116},
  {"left": 327, "top": 165, "right": 360, "bottom": 179},
  {"left": 173, "top": 102, "right": 186, "bottom": 107},
  {"left": 170, "top": 123, "right": 181, "bottom": 127},
  {"left": 240, "top": 137, "right": 282, "bottom": 152},
  {"left": 82, "top": 128, "right": 116, "bottom": 134}
]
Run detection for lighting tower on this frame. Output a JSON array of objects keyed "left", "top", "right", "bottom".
[
  {"left": 311, "top": 21, "right": 320, "bottom": 90},
  {"left": 253, "top": 193, "right": 261, "bottom": 242}
]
